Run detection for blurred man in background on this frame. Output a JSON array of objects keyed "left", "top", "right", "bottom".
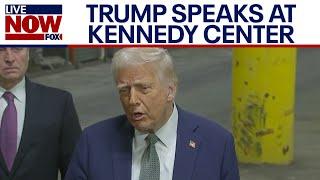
[{"left": 0, "top": 47, "right": 81, "bottom": 180}]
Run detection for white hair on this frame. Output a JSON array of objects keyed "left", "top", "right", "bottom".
[{"left": 111, "top": 48, "right": 178, "bottom": 86}]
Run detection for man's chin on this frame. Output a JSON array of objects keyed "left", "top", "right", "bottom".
[
  {"left": 4, "top": 75, "right": 21, "bottom": 82},
  {"left": 3, "top": 71, "right": 20, "bottom": 77},
  {"left": 1, "top": 75, "right": 23, "bottom": 85},
  {"left": 133, "top": 123, "right": 153, "bottom": 133}
]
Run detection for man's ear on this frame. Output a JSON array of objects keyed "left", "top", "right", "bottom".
[{"left": 167, "top": 83, "right": 177, "bottom": 101}]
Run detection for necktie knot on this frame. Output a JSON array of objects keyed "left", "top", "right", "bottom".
[
  {"left": 146, "top": 134, "right": 158, "bottom": 145},
  {"left": 3, "top": 92, "right": 15, "bottom": 103}
]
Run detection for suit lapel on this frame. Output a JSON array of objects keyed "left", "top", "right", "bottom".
[
  {"left": 10, "top": 79, "right": 39, "bottom": 176},
  {"left": 173, "top": 108, "right": 201, "bottom": 180},
  {"left": 0, "top": 151, "right": 9, "bottom": 175},
  {"left": 112, "top": 119, "right": 134, "bottom": 180}
]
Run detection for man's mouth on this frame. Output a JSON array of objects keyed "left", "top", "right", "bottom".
[
  {"left": 3, "top": 67, "right": 19, "bottom": 72},
  {"left": 132, "top": 112, "right": 145, "bottom": 121}
]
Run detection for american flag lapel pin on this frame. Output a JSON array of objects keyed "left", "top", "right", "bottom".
[{"left": 189, "top": 140, "right": 196, "bottom": 149}]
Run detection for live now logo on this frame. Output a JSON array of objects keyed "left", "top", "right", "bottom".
[
  {"left": 5, "top": 5, "right": 27, "bottom": 14},
  {"left": 5, "top": 4, "right": 63, "bottom": 41}
]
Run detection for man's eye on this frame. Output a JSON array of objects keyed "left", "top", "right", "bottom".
[
  {"left": 141, "top": 86, "right": 151, "bottom": 93},
  {"left": 119, "top": 88, "right": 129, "bottom": 94}
]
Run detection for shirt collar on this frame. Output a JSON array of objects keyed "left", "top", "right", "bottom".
[
  {"left": 0, "top": 77, "right": 26, "bottom": 102},
  {"left": 134, "top": 103, "right": 179, "bottom": 148}
]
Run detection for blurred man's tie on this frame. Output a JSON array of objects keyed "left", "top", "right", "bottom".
[
  {"left": 0, "top": 92, "right": 17, "bottom": 171},
  {"left": 139, "top": 134, "right": 160, "bottom": 180}
]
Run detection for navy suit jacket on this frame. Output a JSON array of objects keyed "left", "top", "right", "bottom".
[{"left": 65, "top": 108, "right": 239, "bottom": 180}]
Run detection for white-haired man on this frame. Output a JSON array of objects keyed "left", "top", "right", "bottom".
[{"left": 66, "top": 48, "right": 239, "bottom": 180}]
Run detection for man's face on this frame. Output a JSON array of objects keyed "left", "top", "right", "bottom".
[
  {"left": 0, "top": 48, "right": 29, "bottom": 88},
  {"left": 116, "top": 63, "right": 175, "bottom": 133}
]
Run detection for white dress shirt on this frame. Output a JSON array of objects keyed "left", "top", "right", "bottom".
[
  {"left": 132, "top": 103, "right": 178, "bottom": 180},
  {"left": 0, "top": 77, "right": 26, "bottom": 150}
]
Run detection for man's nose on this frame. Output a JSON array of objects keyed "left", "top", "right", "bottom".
[
  {"left": 129, "top": 89, "right": 140, "bottom": 105},
  {"left": 4, "top": 49, "right": 15, "bottom": 63}
]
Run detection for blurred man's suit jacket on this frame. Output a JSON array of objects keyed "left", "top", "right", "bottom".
[{"left": 0, "top": 79, "right": 82, "bottom": 180}]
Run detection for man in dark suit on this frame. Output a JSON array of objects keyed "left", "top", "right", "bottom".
[
  {"left": 66, "top": 48, "right": 239, "bottom": 180},
  {"left": 0, "top": 47, "right": 82, "bottom": 180}
]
